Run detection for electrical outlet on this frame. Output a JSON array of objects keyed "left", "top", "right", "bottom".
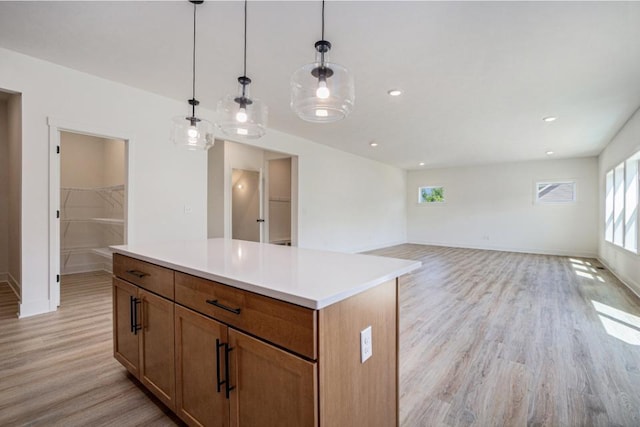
[
  {"left": 184, "top": 205, "right": 193, "bottom": 214},
  {"left": 360, "top": 326, "right": 372, "bottom": 363}
]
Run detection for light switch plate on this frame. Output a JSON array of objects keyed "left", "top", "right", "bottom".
[{"left": 360, "top": 326, "right": 372, "bottom": 363}]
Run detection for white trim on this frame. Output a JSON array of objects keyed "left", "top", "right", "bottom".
[
  {"left": 19, "top": 298, "right": 51, "bottom": 318},
  {"left": 62, "top": 263, "right": 112, "bottom": 275},
  {"left": 0, "top": 272, "right": 21, "bottom": 301},
  {"left": 408, "top": 239, "right": 597, "bottom": 259},
  {"left": 48, "top": 116, "right": 134, "bottom": 311},
  {"left": 597, "top": 256, "right": 640, "bottom": 301},
  {"left": 352, "top": 240, "right": 408, "bottom": 254}
]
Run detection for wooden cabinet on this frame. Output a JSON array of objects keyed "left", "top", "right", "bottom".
[
  {"left": 112, "top": 277, "right": 176, "bottom": 411},
  {"left": 113, "top": 254, "right": 398, "bottom": 427},
  {"left": 138, "top": 288, "right": 175, "bottom": 410},
  {"left": 113, "top": 277, "right": 139, "bottom": 376},
  {"left": 228, "top": 329, "right": 317, "bottom": 427},
  {"left": 175, "top": 305, "right": 229, "bottom": 427}
]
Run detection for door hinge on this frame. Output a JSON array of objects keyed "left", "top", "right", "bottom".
[
  {"left": 56, "top": 274, "right": 60, "bottom": 283},
  {"left": 56, "top": 145, "right": 60, "bottom": 154}
]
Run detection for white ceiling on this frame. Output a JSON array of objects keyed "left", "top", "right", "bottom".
[{"left": 1, "top": 1, "right": 639, "bottom": 170}]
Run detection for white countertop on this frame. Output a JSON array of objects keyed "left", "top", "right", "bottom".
[{"left": 111, "top": 239, "right": 421, "bottom": 309}]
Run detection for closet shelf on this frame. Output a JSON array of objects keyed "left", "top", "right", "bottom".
[
  {"left": 61, "top": 218, "right": 124, "bottom": 225},
  {"left": 61, "top": 184, "right": 124, "bottom": 192}
]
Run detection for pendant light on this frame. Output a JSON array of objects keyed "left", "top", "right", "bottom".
[
  {"left": 291, "top": 0, "right": 355, "bottom": 123},
  {"left": 217, "top": 0, "right": 267, "bottom": 139},
  {"left": 170, "top": 0, "right": 214, "bottom": 150}
]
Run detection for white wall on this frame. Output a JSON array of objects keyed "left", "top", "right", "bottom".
[
  {"left": 7, "top": 92, "right": 21, "bottom": 298},
  {"left": 598, "top": 107, "right": 640, "bottom": 295},
  {"left": 0, "top": 47, "right": 407, "bottom": 316},
  {"left": 219, "top": 138, "right": 407, "bottom": 253},
  {"left": 407, "top": 158, "right": 599, "bottom": 257},
  {"left": 0, "top": 98, "right": 8, "bottom": 278}
]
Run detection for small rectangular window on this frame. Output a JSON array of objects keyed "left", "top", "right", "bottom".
[
  {"left": 418, "top": 186, "right": 445, "bottom": 204},
  {"left": 536, "top": 181, "right": 576, "bottom": 203}
]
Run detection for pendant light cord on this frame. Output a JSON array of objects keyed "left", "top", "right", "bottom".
[
  {"left": 241, "top": 0, "right": 248, "bottom": 97},
  {"left": 321, "top": 0, "right": 325, "bottom": 41},
  {"left": 191, "top": 1, "right": 197, "bottom": 117}
]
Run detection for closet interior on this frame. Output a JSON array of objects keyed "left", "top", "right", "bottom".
[{"left": 60, "top": 131, "right": 125, "bottom": 275}]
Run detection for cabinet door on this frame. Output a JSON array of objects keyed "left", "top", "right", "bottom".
[
  {"left": 139, "top": 288, "right": 176, "bottom": 410},
  {"left": 228, "top": 330, "right": 317, "bottom": 427},
  {"left": 113, "top": 278, "right": 140, "bottom": 377},
  {"left": 175, "top": 305, "right": 229, "bottom": 427}
]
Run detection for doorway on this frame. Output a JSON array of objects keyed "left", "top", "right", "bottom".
[
  {"left": 207, "top": 140, "right": 297, "bottom": 245},
  {"left": 59, "top": 132, "right": 126, "bottom": 278},
  {"left": 231, "top": 168, "right": 262, "bottom": 242},
  {"left": 49, "top": 119, "right": 132, "bottom": 309}
]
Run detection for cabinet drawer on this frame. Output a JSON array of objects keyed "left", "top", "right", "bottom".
[
  {"left": 175, "top": 272, "right": 317, "bottom": 360},
  {"left": 114, "top": 254, "right": 174, "bottom": 300}
]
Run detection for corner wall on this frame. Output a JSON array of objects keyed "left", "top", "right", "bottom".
[
  {"left": 598, "top": 107, "right": 640, "bottom": 295},
  {"left": 407, "top": 158, "right": 599, "bottom": 257}
]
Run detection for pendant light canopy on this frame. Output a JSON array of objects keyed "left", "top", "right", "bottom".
[
  {"left": 291, "top": 0, "right": 355, "bottom": 123},
  {"left": 217, "top": 0, "right": 267, "bottom": 139},
  {"left": 171, "top": 0, "right": 214, "bottom": 150}
]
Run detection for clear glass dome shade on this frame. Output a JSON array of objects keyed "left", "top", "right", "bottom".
[
  {"left": 170, "top": 115, "right": 215, "bottom": 151},
  {"left": 291, "top": 56, "right": 355, "bottom": 123},
  {"left": 217, "top": 80, "right": 267, "bottom": 139}
]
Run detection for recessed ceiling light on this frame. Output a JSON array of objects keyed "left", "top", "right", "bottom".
[
  {"left": 369, "top": 141, "right": 378, "bottom": 147},
  {"left": 419, "top": 162, "right": 425, "bottom": 166},
  {"left": 546, "top": 151, "right": 554, "bottom": 155},
  {"left": 388, "top": 89, "right": 402, "bottom": 97},
  {"left": 542, "top": 116, "right": 557, "bottom": 122}
]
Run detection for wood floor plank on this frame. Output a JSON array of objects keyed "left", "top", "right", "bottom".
[{"left": 1, "top": 245, "right": 640, "bottom": 426}]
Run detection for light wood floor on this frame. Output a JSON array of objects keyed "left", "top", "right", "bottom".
[
  {"left": 0, "top": 245, "right": 639, "bottom": 426},
  {"left": 368, "top": 245, "right": 640, "bottom": 426}
]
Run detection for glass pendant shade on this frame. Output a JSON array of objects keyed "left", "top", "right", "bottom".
[
  {"left": 291, "top": 46, "right": 355, "bottom": 123},
  {"left": 217, "top": 78, "right": 267, "bottom": 139},
  {"left": 171, "top": 115, "right": 214, "bottom": 151}
]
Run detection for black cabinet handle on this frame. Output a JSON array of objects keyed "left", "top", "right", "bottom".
[
  {"left": 256, "top": 219, "right": 265, "bottom": 223},
  {"left": 206, "top": 299, "right": 241, "bottom": 315},
  {"left": 216, "top": 339, "right": 224, "bottom": 393},
  {"left": 129, "top": 296, "right": 135, "bottom": 333},
  {"left": 224, "top": 343, "right": 235, "bottom": 399},
  {"left": 126, "top": 269, "right": 149, "bottom": 279},
  {"left": 132, "top": 297, "right": 142, "bottom": 335}
]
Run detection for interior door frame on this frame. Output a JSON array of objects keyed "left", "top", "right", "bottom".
[{"left": 47, "top": 117, "right": 134, "bottom": 310}]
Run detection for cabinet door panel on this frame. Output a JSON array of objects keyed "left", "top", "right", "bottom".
[
  {"left": 175, "top": 305, "right": 229, "bottom": 427},
  {"left": 113, "top": 278, "right": 140, "bottom": 376},
  {"left": 139, "top": 289, "right": 175, "bottom": 410},
  {"left": 229, "top": 330, "right": 317, "bottom": 427}
]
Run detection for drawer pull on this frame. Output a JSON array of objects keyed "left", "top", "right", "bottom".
[
  {"left": 206, "top": 299, "right": 241, "bottom": 315},
  {"left": 126, "top": 269, "right": 149, "bottom": 279}
]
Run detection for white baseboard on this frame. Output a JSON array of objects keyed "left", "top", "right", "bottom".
[
  {"left": 407, "top": 239, "right": 598, "bottom": 259},
  {"left": 352, "top": 239, "right": 408, "bottom": 254},
  {"left": 2, "top": 272, "right": 22, "bottom": 302},
  {"left": 597, "top": 257, "right": 640, "bottom": 300}
]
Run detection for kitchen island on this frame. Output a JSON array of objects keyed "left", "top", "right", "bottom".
[{"left": 111, "top": 238, "right": 420, "bottom": 427}]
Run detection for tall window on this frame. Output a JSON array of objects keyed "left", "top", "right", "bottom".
[{"left": 605, "top": 152, "right": 640, "bottom": 253}]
